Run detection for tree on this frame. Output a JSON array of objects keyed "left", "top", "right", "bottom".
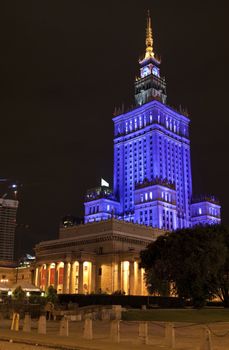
[
  {"left": 214, "top": 226, "right": 229, "bottom": 307},
  {"left": 140, "top": 225, "right": 229, "bottom": 307},
  {"left": 46, "top": 285, "right": 58, "bottom": 305},
  {"left": 13, "top": 286, "right": 26, "bottom": 301}
]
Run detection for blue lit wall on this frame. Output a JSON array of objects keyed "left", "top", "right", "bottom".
[
  {"left": 113, "top": 100, "right": 193, "bottom": 229},
  {"left": 190, "top": 201, "right": 221, "bottom": 226}
]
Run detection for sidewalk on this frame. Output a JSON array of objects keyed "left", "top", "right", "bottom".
[{"left": 0, "top": 319, "right": 228, "bottom": 350}]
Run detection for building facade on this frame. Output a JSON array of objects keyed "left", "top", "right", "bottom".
[
  {"left": 34, "top": 14, "right": 222, "bottom": 296},
  {"left": 0, "top": 198, "right": 18, "bottom": 262},
  {"left": 84, "top": 13, "right": 221, "bottom": 229},
  {"left": 35, "top": 219, "right": 163, "bottom": 294}
]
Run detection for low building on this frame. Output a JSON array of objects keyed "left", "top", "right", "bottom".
[
  {"left": 34, "top": 219, "right": 164, "bottom": 295},
  {"left": 0, "top": 262, "right": 35, "bottom": 294}
]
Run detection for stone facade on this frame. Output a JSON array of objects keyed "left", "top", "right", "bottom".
[
  {"left": 35, "top": 219, "right": 164, "bottom": 295},
  {"left": 0, "top": 264, "right": 34, "bottom": 288}
]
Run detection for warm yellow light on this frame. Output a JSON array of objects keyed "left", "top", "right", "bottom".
[
  {"left": 123, "top": 261, "right": 129, "bottom": 271},
  {"left": 1, "top": 279, "right": 9, "bottom": 283}
]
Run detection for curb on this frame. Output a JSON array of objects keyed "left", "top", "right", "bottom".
[{"left": 0, "top": 336, "right": 99, "bottom": 350}]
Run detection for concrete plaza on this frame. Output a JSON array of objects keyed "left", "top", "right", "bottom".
[{"left": 0, "top": 318, "right": 228, "bottom": 349}]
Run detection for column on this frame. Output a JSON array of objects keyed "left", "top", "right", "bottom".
[
  {"left": 78, "top": 261, "right": 84, "bottom": 294},
  {"left": 54, "top": 263, "right": 58, "bottom": 290},
  {"left": 129, "top": 261, "right": 135, "bottom": 295},
  {"left": 137, "top": 264, "right": 142, "bottom": 295},
  {"left": 69, "top": 262, "right": 73, "bottom": 294},
  {"left": 91, "top": 263, "right": 96, "bottom": 293},
  {"left": 112, "top": 262, "right": 118, "bottom": 292},
  {"left": 36, "top": 266, "right": 41, "bottom": 287},
  {"left": 63, "top": 262, "right": 69, "bottom": 294},
  {"left": 45, "top": 264, "right": 50, "bottom": 292},
  {"left": 117, "top": 262, "right": 122, "bottom": 292},
  {"left": 142, "top": 268, "right": 148, "bottom": 296},
  {"left": 95, "top": 264, "right": 102, "bottom": 293}
]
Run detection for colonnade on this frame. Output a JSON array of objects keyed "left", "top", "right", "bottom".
[{"left": 35, "top": 260, "right": 147, "bottom": 295}]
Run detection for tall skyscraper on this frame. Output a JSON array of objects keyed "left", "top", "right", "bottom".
[
  {"left": 84, "top": 13, "right": 221, "bottom": 229},
  {"left": 0, "top": 198, "right": 18, "bottom": 262}
]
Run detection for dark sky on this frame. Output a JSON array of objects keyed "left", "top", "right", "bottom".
[{"left": 1, "top": 1, "right": 228, "bottom": 257}]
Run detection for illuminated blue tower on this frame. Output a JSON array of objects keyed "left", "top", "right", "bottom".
[
  {"left": 113, "top": 13, "right": 193, "bottom": 229},
  {"left": 84, "top": 13, "right": 221, "bottom": 229}
]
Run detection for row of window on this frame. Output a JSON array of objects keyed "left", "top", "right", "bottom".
[
  {"left": 162, "top": 209, "right": 174, "bottom": 230},
  {"left": 88, "top": 204, "right": 117, "bottom": 215},
  {"left": 116, "top": 113, "right": 187, "bottom": 137},
  {"left": 197, "top": 207, "right": 219, "bottom": 216}
]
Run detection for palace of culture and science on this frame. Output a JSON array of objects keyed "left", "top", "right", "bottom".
[
  {"left": 84, "top": 13, "right": 221, "bottom": 230},
  {"left": 33, "top": 14, "right": 221, "bottom": 295}
]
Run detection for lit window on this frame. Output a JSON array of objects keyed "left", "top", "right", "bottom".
[
  {"left": 125, "top": 122, "right": 128, "bottom": 133},
  {"left": 198, "top": 208, "right": 202, "bottom": 215},
  {"left": 107, "top": 204, "right": 110, "bottom": 211},
  {"left": 134, "top": 118, "right": 137, "bottom": 129},
  {"left": 145, "top": 193, "right": 148, "bottom": 201}
]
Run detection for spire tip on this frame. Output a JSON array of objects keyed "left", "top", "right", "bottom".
[{"left": 145, "top": 10, "right": 154, "bottom": 59}]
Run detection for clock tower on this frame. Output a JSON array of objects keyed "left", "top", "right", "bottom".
[{"left": 135, "top": 12, "right": 167, "bottom": 106}]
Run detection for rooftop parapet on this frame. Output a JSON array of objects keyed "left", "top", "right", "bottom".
[
  {"left": 135, "top": 177, "right": 176, "bottom": 191},
  {"left": 85, "top": 186, "right": 116, "bottom": 202},
  {"left": 191, "top": 195, "right": 220, "bottom": 205}
]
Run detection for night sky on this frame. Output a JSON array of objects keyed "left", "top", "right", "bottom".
[{"left": 1, "top": 1, "right": 228, "bottom": 258}]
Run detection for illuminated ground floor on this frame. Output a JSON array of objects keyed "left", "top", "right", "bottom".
[
  {"left": 35, "top": 259, "right": 148, "bottom": 295},
  {"left": 35, "top": 219, "right": 163, "bottom": 295}
]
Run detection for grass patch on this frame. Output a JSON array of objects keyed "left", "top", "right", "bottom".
[{"left": 122, "top": 308, "right": 229, "bottom": 323}]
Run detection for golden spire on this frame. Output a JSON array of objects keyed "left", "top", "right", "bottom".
[{"left": 145, "top": 10, "right": 155, "bottom": 59}]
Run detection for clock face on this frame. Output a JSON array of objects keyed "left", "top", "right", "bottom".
[
  {"left": 141, "top": 66, "right": 151, "bottom": 78},
  {"left": 152, "top": 66, "right": 159, "bottom": 77}
]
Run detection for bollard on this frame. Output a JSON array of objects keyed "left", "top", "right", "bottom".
[
  {"left": 11, "top": 313, "right": 20, "bottom": 331},
  {"left": 165, "top": 322, "right": 175, "bottom": 348},
  {"left": 23, "top": 313, "right": 31, "bottom": 332},
  {"left": 83, "top": 315, "right": 93, "bottom": 340},
  {"left": 138, "top": 321, "right": 148, "bottom": 344},
  {"left": 59, "top": 317, "right": 69, "bottom": 337},
  {"left": 101, "top": 308, "right": 110, "bottom": 321},
  {"left": 110, "top": 320, "right": 120, "bottom": 343},
  {"left": 38, "top": 315, "right": 46, "bottom": 335},
  {"left": 112, "top": 305, "right": 122, "bottom": 320},
  {"left": 199, "top": 327, "right": 212, "bottom": 350}
]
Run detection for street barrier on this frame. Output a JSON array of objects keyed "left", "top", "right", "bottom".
[
  {"left": 59, "top": 317, "right": 69, "bottom": 336},
  {"left": 83, "top": 314, "right": 93, "bottom": 340},
  {"left": 23, "top": 313, "right": 31, "bottom": 332},
  {"left": 38, "top": 315, "right": 46, "bottom": 335},
  {"left": 10, "top": 313, "right": 19, "bottom": 331},
  {"left": 110, "top": 320, "right": 120, "bottom": 343},
  {"left": 6, "top": 313, "right": 229, "bottom": 349}
]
